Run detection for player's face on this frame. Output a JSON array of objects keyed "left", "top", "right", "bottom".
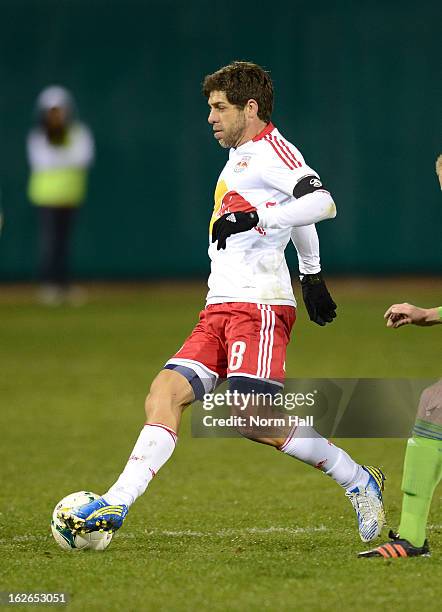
[{"left": 207, "top": 91, "right": 246, "bottom": 148}]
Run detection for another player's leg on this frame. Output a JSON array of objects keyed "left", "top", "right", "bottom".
[
  {"left": 359, "top": 380, "right": 442, "bottom": 558},
  {"left": 60, "top": 369, "right": 194, "bottom": 534}
]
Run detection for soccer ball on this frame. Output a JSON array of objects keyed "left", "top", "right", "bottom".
[{"left": 51, "top": 491, "right": 113, "bottom": 551}]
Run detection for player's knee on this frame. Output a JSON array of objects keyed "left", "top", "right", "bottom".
[
  {"left": 228, "top": 376, "right": 284, "bottom": 443},
  {"left": 416, "top": 380, "right": 442, "bottom": 424},
  {"left": 145, "top": 369, "right": 194, "bottom": 419},
  {"left": 231, "top": 413, "right": 258, "bottom": 442}
]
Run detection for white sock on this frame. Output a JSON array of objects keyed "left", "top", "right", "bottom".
[
  {"left": 103, "top": 423, "right": 177, "bottom": 507},
  {"left": 280, "top": 426, "right": 369, "bottom": 490}
]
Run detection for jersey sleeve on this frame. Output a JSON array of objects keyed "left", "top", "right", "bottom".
[
  {"left": 291, "top": 225, "right": 321, "bottom": 274},
  {"left": 258, "top": 190, "right": 336, "bottom": 229},
  {"left": 258, "top": 138, "right": 336, "bottom": 229}
]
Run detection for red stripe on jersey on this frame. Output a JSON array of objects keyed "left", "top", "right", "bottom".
[
  {"left": 264, "top": 135, "right": 295, "bottom": 169},
  {"left": 269, "top": 136, "right": 298, "bottom": 168},
  {"left": 252, "top": 122, "right": 275, "bottom": 142},
  {"left": 268, "top": 134, "right": 299, "bottom": 170},
  {"left": 276, "top": 137, "right": 302, "bottom": 168}
]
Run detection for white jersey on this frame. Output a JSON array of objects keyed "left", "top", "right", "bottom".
[{"left": 207, "top": 122, "right": 332, "bottom": 306}]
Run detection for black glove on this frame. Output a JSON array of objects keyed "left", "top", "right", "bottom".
[
  {"left": 300, "top": 272, "right": 337, "bottom": 326},
  {"left": 212, "top": 211, "right": 259, "bottom": 250}
]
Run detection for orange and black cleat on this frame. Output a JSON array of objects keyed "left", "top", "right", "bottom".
[{"left": 358, "top": 530, "right": 430, "bottom": 558}]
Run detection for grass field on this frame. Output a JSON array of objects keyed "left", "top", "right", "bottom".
[{"left": 0, "top": 279, "right": 441, "bottom": 611}]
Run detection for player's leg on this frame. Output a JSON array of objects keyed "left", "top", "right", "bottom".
[
  {"left": 277, "top": 422, "right": 385, "bottom": 542},
  {"left": 98, "top": 317, "right": 224, "bottom": 518},
  {"left": 225, "top": 303, "right": 385, "bottom": 542},
  {"left": 224, "top": 303, "right": 370, "bottom": 488},
  {"left": 359, "top": 380, "right": 442, "bottom": 558},
  {"left": 102, "top": 369, "right": 194, "bottom": 508},
  {"left": 61, "top": 369, "right": 194, "bottom": 534},
  {"left": 228, "top": 373, "right": 384, "bottom": 541},
  {"left": 61, "top": 309, "right": 224, "bottom": 534},
  {"left": 398, "top": 380, "right": 442, "bottom": 545}
]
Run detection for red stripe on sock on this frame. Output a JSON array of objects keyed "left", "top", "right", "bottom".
[
  {"left": 278, "top": 425, "right": 298, "bottom": 451},
  {"left": 145, "top": 422, "right": 178, "bottom": 444}
]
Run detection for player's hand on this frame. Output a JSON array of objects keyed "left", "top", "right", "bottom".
[
  {"left": 212, "top": 211, "right": 259, "bottom": 250},
  {"left": 384, "top": 303, "right": 433, "bottom": 328},
  {"left": 300, "top": 273, "right": 337, "bottom": 326}
]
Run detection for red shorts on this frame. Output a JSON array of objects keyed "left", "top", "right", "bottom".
[{"left": 165, "top": 302, "right": 296, "bottom": 395}]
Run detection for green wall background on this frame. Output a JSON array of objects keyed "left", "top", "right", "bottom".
[{"left": 0, "top": 0, "right": 441, "bottom": 280}]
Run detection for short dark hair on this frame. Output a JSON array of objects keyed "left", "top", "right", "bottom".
[{"left": 202, "top": 61, "right": 274, "bottom": 123}]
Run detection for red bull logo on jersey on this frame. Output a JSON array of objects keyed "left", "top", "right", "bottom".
[
  {"left": 210, "top": 181, "right": 267, "bottom": 237},
  {"left": 218, "top": 190, "right": 266, "bottom": 236},
  {"left": 234, "top": 155, "right": 251, "bottom": 173},
  {"left": 220, "top": 190, "right": 255, "bottom": 216}
]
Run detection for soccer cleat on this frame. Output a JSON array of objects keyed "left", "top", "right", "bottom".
[
  {"left": 345, "top": 466, "right": 386, "bottom": 543},
  {"left": 58, "top": 497, "right": 128, "bottom": 534},
  {"left": 358, "top": 530, "right": 431, "bottom": 558}
]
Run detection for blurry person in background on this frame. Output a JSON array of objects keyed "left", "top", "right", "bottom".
[{"left": 27, "top": 86, "right": 94, "bottom": 305}]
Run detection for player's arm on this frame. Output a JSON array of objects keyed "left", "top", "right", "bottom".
[
  {"left": 291, "top": 224, "right": 337, "bottom": 326},
  {"left": 383, "top": 157, "right": 442, "bottom": 329},
  {"left": 291, "top": 224, "right": 320, "bottom": 275},
  {"left": 212, "top": 152, "right": 336, "bottom": 247},
  {"left": 258, "top": 175, "right": 336, "bottom": 229},
  {"left": 384, "top": 303, "right": 442, "bottom": 328},
  {"left": 211, "top": 174, "right": 336, "bottom": 249}
]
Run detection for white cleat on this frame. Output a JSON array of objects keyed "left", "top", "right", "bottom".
[{"left": 345, "top": 466, "right": 386, "bottom": 543}]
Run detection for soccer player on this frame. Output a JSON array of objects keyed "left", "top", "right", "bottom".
[
  {"left": 359, "top": 302, "right": 442, "bottom": 558},
  {"left": 62, "top": 62, "right": 385, "bottom": 543}
]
